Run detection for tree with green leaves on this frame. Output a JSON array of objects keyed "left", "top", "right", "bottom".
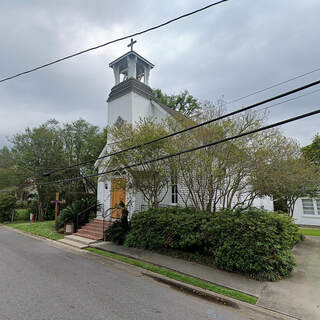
[
  {"left": 105, "top": 118, "right": 172, "bottom": 208},
  {"left": 0, "top": 193, "right": 17, "bottom": 222},
  {"left": 153, "top": 89, "right": 201, "bottom": 116},
  {"left": 8, "top": 118, "right": 106, "bottom": 220},
  {"left": 0, "top": 146, "right": 26, "bottom": 194},
  {"left": 61, "top": 119, "right": 106, "bottom": 202},
  {"left": 169, "top": 108, "right": 270, "bottom": 212},
  {"left": 251, "top": 133, "right": 320, "bottom": 216},
  {"left": 10, "top": 119, "right": 67, "bottom": 220},
  {"left": 302, "top": 133, "right": 320, "bottom": 166}
]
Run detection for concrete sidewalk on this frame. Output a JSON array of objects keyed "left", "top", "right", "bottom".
[
  {"left": 90, "top": 241, "right": 265, "bottom": 297},
  {"left": 91, "top": 237, "right": 320, "bottom": 320},
  {"left": 257, "top": 236, "right": 320, "bottom": 320}
]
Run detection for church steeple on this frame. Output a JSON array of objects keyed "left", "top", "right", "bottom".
[{"left": 109, "top": 39, "right": 154, "bottom": 86}]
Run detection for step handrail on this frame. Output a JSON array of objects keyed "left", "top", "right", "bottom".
[
  {"left": 101, "top": 207, "right": 115, "bottom": 240},
  {"left": 75, "top": 204, "right": 98, "bottom": 233}
]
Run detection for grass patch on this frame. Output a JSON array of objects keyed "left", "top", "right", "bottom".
[
  {"left": 7, "top": 220, "right": 64, "bottom": 240},
  {"left": 300, "top": 228, "right": 320, "bottom": 236},
  {"left": 87, "top": 247, "right": 257, "bottom": 305}
]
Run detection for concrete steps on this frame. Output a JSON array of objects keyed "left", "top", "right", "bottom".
[
  {"left": 58, "top": 238, "right": 89, "bottom": 249},
  {"left": 58, "top": 234, "right": 100, "bottom": 249},
  {"left": 65, "top": 235, "right": 98, "bottom": 245}
]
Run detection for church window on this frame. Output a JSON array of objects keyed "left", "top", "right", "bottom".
[
  {"left": 115, "top": 116, "right": 124, "bottom": 127},
  {"left": 171, "top": 175, "right": 178, "bottom": 204}
]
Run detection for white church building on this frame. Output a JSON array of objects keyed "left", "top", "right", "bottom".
[
  {"left": 96, "top": 41, "right": 186, "bottom": 220},
  {"left": 95, "top": 42, "right": 320, "bottom": 227}
]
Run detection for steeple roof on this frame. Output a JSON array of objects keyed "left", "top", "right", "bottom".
[{"left": 109, "top": 50, "right": 154, "bottom": 68}]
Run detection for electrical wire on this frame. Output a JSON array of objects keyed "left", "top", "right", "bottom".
[
  {"left": 227, "top": 66, "right": 320, "bottom": 104},
  {"left": 0, "top": 0, "right": 229, "bottom": 84},
  {"left": 43, "top": 78, "right": 320, "bottom": 176},
  {"left": 230, "top": 87, "right": 320, "bottom": 121},
  {"left": 34, "top": 107, "right": 320, "bottom": 187}
]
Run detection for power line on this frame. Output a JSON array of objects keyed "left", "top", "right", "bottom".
[
  {"left": 9, "top": 84, "right": 320, "bottom": 177},
  {"left": 43, "top": 78, "right": 320, "bottom": 176},
  {"left": 231, "top": 87, "right": 320, "bottom": 121},
  {"left": 0, "top": 0, "right": 229, "bottom": 84},
  {"left": 227, "top": 66, "right": 320, "bottom": 104},
  {"left": 36, "top": 107, "right": 320, "bottom": 187}
]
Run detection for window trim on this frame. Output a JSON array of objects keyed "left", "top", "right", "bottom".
[
  {"left": 301, "top": 198, "right": 320, "bottom": 217},
  {"left": 171, "top": 175, "right": 178, "bottom": 204}
]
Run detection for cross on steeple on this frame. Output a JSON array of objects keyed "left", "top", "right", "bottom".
[{"left": 127, "top": 38, "right": 136, "bottom": 51}]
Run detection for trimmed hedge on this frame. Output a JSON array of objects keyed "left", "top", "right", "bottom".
[
  {"left": 201, "top": 208, "right": 299, "bottom": 281},
  {"left": 124, "top": 207, "right": 300, "bottom": 281},
  {"left": 125, "top": 207, "right": 209, "bottom": 252}
]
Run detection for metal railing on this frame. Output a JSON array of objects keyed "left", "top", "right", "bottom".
[
  {"left": 101, "top": 207, "right": 113, "bottom": 241},
  {"left": 75, "top": 204, "right": 97, "bottom": 233}
]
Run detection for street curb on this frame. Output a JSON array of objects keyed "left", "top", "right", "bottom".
[
  {"left": 141, "top": 272, "right": 301, "bottom": 320},
  {"left": 90, "top": 243, "right": 258, "bottom": 298},
  {"left": 142, "top": 271, "right": 240, "bottom": 309},
  {"left": 86, "top": 247, "right": 300, "bottom": 320},
  {"left": 1, "top": 225, "right": 301, "bottom": 320}
]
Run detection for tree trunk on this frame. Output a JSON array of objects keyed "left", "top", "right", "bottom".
[{"left": 38, "top": 200, "right": 44, "bottom": 221}]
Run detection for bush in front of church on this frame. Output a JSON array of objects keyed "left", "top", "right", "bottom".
[
  {"left": 124, "top": 207, "right": 300, "bottom": 281},
  {"left": 201, "top": 208, "right": 300, "bottom": 281},
  {"left": 124, "top": 207, "right": 209, "bottom": 252},
  {"left": 105, "top": 215, "right": 131, "bottom": 245}
]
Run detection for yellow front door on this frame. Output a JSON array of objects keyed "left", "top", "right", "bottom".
[{"left": 111, "top": 178, "right": 126, "bottom": 219}]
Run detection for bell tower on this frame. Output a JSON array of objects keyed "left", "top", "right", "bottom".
[
  {"left": 109, "top": 38, "right": 154, "bottom": 86},
  {"left": 106, "top": 39, "right": 155, "bottom": 127}
]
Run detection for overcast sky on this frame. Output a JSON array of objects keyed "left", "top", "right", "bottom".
[{"left": 0, "top": 0, "right": 319, "bottom": 148}]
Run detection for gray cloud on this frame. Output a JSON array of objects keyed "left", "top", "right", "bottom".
[{"left": 0, "top": 0, "right": 320, "bottom": 148}]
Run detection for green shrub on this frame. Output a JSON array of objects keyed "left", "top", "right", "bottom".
[
  {"left": 105, "top": 217, "right": 131, "bottom": 245},
  {"left": 202, "top": 208, "right": 298, "bottom": 281},
  {"left": 57, "top": 198, "right": 100, "bottom": 229},
  {"left": 125, "top": 207, "right": 300, "bottom": 281},
  {"left": 125, "top": 207, "right": 209, "bottom": 251}
]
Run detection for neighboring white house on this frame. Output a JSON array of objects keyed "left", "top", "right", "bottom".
[
  {"left": 291, "top": 198, "right": 320, "bottom": 226},
  {"left": 251, "top": 197, "right": 320, "bottom": 226},
  {"left": 95, "top": 43, "right": 320, "bottom": 227}
]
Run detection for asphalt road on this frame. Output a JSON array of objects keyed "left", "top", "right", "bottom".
[{"left": 0, "top": 226, "right": 285, "bottom": 320}]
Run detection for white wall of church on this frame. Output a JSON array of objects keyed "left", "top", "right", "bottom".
[
  {"left": 251, "top": 197, "right": 274, "bottom": 211},
  {"left": 108, "top": 93, "right": 133, "bottom": 126},
  {"left": 150, "top": 101, "right": 171, "bottom": 121},
  {"left": 107, "top": 92, "right": 169, "bottom": 129},
  {"left": 96, "top": 178, "right": 111, "bottom": 220},
  {"left": 131, "top": 92, "right": 152, "bottom": 123}
]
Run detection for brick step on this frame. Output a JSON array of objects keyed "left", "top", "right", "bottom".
[
  {"left": 72, "top": 219, "right": 113, "bottom": 240},
  {"left": 80, "top": 220, "right": 112, "bottom": 228},
  {"left": 80, "top": 225, "right": 110, "bottom": 232},
  {"left": 86, "top": 221, "right": 112, "bottom": 226},
  {"left": 86, "top": 220, "right": 112, "bottom": 226},
  {"left": 76, "top": 229, "right": 104, "bottom": 239}
]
